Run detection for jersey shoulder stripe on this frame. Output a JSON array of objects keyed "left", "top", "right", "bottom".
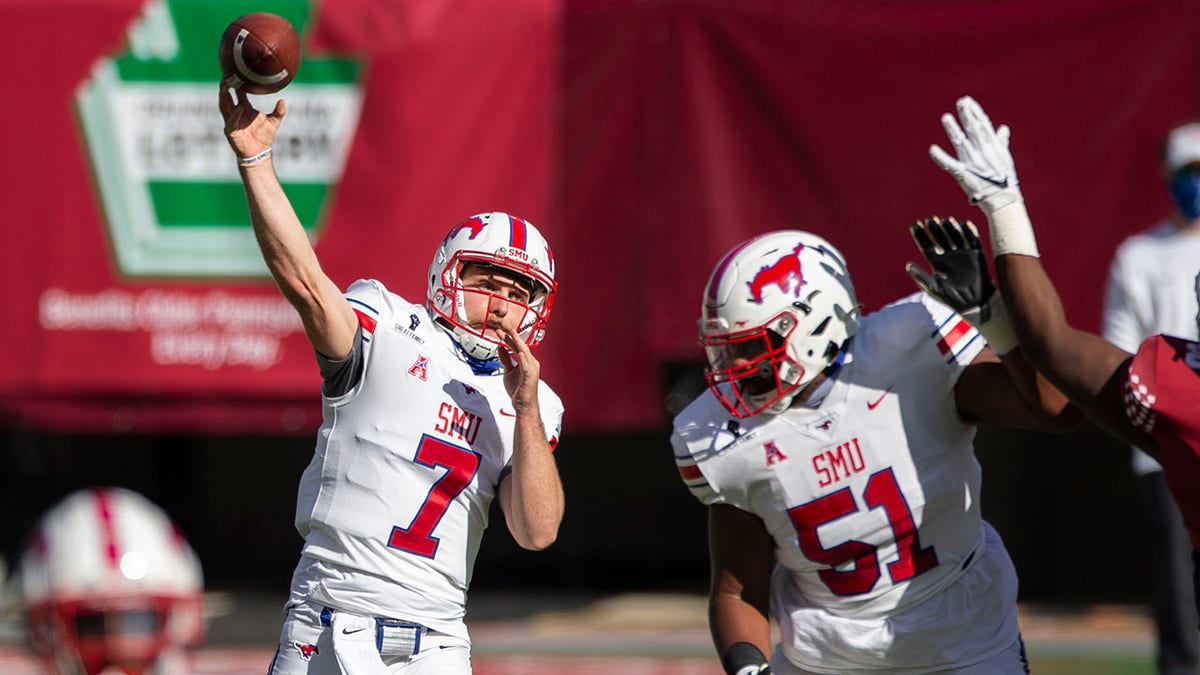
[
  {"left": 345, "top": 279, "right": 387, "bottom": 341},
  {"left": 671, "top": 393, "right": 746, "bottom": 505},
  {"left": 861, "top": 292, "right": 983, "bottom": 368},
  {"left": 674, "top": 453, "right": 709, "bottom": 485},
  {"left": 674, "top": 450, "right": 717, "bottom": 502},
  {"left": 350, "top": 303, "right": 378, "bottom": 338},
  {"left": 932, "top": 314, "right": 981, "bottom": 364}
]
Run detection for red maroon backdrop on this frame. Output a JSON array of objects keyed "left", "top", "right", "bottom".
[{"left": 2, "top": 0, "right": 1198, "bottom": 433}]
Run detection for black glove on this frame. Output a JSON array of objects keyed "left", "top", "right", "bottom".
[
  {"left": 722, "top": 642, "right": 773, "bottom": 675},
  {"left": 906, "top": 216, "right": 1019, "bottom": 354},
  {"left": 905, "top": 216, "right": 996, "bottom": 322}
]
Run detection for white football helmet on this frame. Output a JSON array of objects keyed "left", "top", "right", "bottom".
[
  {"left": 700, "top": 230, "right": 861, "bottom": 417},
  {"left": 18, "top": 488, "right": 204, "bottom": 675},
  {"left": 427, "top": 212, "right": 557, "bottom": 360}
]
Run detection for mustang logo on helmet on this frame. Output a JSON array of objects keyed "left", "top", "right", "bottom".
[
  {"left": 700, "top": 231, "right": 858, "bottom": 418},
  {"left": 427, "top": 212, "right": 558, "bottom": 361},
  {"left": 747, "top": 244, "right": 806, "bottom": 304},
  {"left": 447, "top": 215, "right": 487, "bottom": 241}
]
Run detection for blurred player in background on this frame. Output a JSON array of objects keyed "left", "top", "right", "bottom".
[
  {"left": 219, "top": 82, "right": 564, "bottom": 674},
  {"left": 672, "top": 225, "right": 1075, "bottom": 673},
  {"left": 16, "top": 487, "right": 204, "bottom": 675},
  {"left": 927, "top": 95, "right": 1200, "bottom": 619},
  {"left": 1101, "top": 122, "right": 1200, "bottom": 675}
]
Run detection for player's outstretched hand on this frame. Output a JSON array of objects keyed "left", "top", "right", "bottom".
[
  {"left": 218, "top": 83, "right": 285, "bottom": 165},
  {"left": 907, "top": 216, "right": 1019, "bottom": 353},
  {"left": 929, "top": 96, "right": 1022, "bottom": 214},
  {"left": 906, "top": 216, "right": 997, "bottom": 320},
  {"left": 498, "top": 326, "right": 541, "bottom": 416}
]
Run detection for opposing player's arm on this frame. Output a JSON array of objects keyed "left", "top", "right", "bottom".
[
  {"left": 996, "top": 255, "right": 1156, "bottom": 449},
  {"left": 955, "top": 346, "right": 1079, "bottom": 431},
  {"left": 496, "top": 326, "right": 564, "bottom": 551},
  {"left": 708, "top": 504, "right": 774, "bottom": 674},
  {"left": 927, "top": 95, "right": 1158, "bottom": 452},
  {"left": 218, "top": 85, "right": 357, "bottom": 359}
]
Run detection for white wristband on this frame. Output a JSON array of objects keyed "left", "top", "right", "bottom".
[
  {"left": 238, "top": 147, "right": 272, "bottom": 166},
  {"left": 986, "top": 199, "right": 1039, "bottom": 258},
  {"left": 975, "top": 294, "right": 1018, "bottom": 356}
]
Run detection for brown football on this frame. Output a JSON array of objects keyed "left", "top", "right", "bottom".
[{"left": 218, "top": 12, "right": 300, "bottom": 95}]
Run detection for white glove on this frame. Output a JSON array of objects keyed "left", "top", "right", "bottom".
[{"left": 929, "top": 96, "right": 1039, "bottom": 258}]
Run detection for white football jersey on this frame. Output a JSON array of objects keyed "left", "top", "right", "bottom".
[
  {"left": 673, "top": 292, "right": 1019, "bottom": 671},
  {"left": 289, "top": 280, "right": 563, "bottom": 640},
  {"left": 1103, "top": 221, "right": 1200, "bottom": 352}
]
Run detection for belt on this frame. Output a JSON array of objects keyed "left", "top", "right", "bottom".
[{"left": 320, "top": 606, "right": 429, "bottom": 657}]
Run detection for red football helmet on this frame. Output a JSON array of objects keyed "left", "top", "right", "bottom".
[
  {"left": 427, "top": 212, "right": 557, "bottom": 360},
  {"left": 700, "top": 230, "right": 860, "bottom": 417},
  {"left": 18, "top": 488, "right": 204, "bottom": 675}
]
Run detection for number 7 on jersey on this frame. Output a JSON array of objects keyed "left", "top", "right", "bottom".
[{"left": 388, "top": 434, "right": 481, "bottom": 558}]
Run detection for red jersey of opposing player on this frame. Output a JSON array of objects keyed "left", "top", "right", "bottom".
[{"left": 1125, "top": 335, "right": 1200, "bottom": 549}]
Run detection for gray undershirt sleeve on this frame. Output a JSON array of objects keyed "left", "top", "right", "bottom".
[{"left": 316, "top": 324, "right": 365, "bottom": 398}]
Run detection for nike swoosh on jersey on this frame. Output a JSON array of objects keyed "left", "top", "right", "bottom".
[
  {"left": 342, "top": 626, "right": 369, "bottom": 635},
  {"left": 867, "top": 388, "right": 892, "bottom": 410}
]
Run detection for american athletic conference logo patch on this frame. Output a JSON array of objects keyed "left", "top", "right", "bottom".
[{"left": 408, "top": 356, "right": 430, "bottom": 381}]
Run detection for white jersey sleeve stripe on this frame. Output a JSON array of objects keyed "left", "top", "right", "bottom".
[
  {"left": 347, "top": 297, "right": 380, "bottom": 341},
  {"left": 675, "top": 453, "right": 717, "bottom": 502},
  {"left": 931, "top": 315, "right": 981, "bottom": 365},
  {"left": 346, "top": 296, "right": 380, "bottom": 316}
]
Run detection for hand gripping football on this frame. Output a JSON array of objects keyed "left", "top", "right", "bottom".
[{"left": 218, "top": 12, "right": 301, "bottom": 94}]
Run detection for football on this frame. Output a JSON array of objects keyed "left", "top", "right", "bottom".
[{"left": 218, "top": 12, "right": 300, "bottom": 95}]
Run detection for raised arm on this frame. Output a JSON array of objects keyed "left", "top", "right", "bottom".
[
  {"left": 995, "top": 256, "right": 1149, "bottom": 444},
  {"left": 218, "top": 85, "right": 357, "bottom": 359},
  {"left": 929, "top": 96, "right": 1157, "bottom": 451}
]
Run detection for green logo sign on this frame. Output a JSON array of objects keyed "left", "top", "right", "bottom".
[{"left": 76, "top": 0, "right": 362, "bottom": 277}]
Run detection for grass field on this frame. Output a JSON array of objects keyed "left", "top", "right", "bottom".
[{"left": 1026, "top": 656, "right": 1153, "bottom": 675}]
